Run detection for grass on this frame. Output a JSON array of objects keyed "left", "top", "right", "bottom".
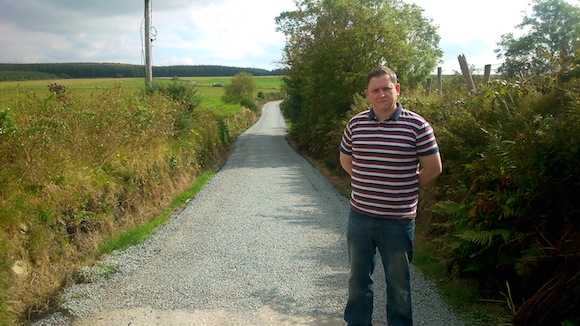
[
  {"left": 99, "top": 170, "right": 215, "bottom": 254},
  {"left": 0, "top": 76, "right": 284, "bottom": 107}
]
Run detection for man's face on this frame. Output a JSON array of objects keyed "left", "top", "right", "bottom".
[{"left": 364, "top": 74, "right": 400, "bottom": 112}]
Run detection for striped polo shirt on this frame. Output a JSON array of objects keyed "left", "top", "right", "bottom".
[{"left": 340, "top": 102, "right": 439, "bottom": 219}]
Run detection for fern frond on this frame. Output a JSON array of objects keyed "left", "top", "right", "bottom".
[
  {"left": 456, "top": 229, "right": 511, "bottom": 248},
  {"left": 430, "top": 200, "right": 470, "bottom": 219}
]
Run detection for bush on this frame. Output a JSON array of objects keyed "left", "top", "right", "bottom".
[
  {"left": 221, "top": 72, "right": 257, "bottom": 104},
  {"left": 239, "top": 98, "right": 257, "bottom": 112},
  {"left": 147, "top": 79, "right": 202, "bottom": 113},
  {"left": 424, "top": 69, "right": 579, "bottom": 325}
]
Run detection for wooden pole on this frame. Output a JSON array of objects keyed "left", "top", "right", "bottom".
[
  {"left": 437, "top": 67, "right": 442, "bottom": 95},
  {"left": 425, "top": 78, "right": 432, "bottom": 96},
  {"left": 483, "top": 64, "right": 492, "bottom": 84},
  {"left": 144, "top": 0, "right": 153, "bottom": 88},
  {"left": 458, "top": 54, "right": 476, "bottom": 91}
]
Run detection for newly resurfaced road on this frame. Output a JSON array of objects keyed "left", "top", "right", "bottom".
[{"left": 33, "top": 101, "right": 463, "bottom": 326}]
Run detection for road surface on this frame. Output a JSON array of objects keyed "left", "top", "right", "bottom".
[{"left": 32, "top": 100, "right": 463, "bottom": 326}]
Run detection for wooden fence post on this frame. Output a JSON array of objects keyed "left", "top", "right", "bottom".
[
  {"left": 458, "top": 54, "right": 476, "bottom": 91},
  {"left": 437, "top": 67, "right": 442, "bottom": 95},
  {"left": 483, "top": 64, "right": 492, "bottom": 84},
  {"left": 425, "top": 78, "right": 432, "bottom": 96}
]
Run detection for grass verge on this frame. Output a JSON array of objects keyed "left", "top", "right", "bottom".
[{"left": 98, "top": 171, "right": 216, "bottom": 255}]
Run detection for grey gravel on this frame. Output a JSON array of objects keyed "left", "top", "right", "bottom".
[{"left": 30, "top": 101, "right": 464, "bottom": 326}]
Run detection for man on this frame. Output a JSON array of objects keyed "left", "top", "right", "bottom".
[{"left": 339, "top": 66, "right": 442, "bottom": 326}]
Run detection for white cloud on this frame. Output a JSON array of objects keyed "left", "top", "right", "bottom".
[
  {"left": 147, "top": 0, "right": 296, "bottom": 68},
  {"left": 404, "top": 0, "right": 534, "bottom": 73},
  {"left": 1, "top": 0, "right": 574, "bottom": 72},
  {"left": 0, "top": 0, "right": 296, "bottom": 70}
]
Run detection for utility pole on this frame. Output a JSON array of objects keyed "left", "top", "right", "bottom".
[{"left": 144, "top": 0, "right": 152, "bottom": 88}]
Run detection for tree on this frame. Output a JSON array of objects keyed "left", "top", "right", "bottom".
[
  {"left": 221, "top": 72, "right": 257, "bottom": 104},
  {"left": 495, "top": 0, "right": 580, "bottom": 79},
  {"left": 275, "top": 0, "right": 441, "bottom": 158}
]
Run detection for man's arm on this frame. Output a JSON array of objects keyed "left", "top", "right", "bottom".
[
  {"left": 418, "top": 152, "right": 442, "bottom": 188},
  {"left": 340, "top": 152, "right": 353, "bottom": 176}
]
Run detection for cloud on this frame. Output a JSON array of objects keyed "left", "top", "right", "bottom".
[
  {"left": 404, "top": 0, "right": 533, "bottom": 73},
  {"left": 0, "top": 0, "right": 295, "bottom": 70},
  {"left": 2, "top": 0, "right": 573, "bottom": 72},
  {"left": 152, "top": 0, "right": 293, "bottom": 68}
]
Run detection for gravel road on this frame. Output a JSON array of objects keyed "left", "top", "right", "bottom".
[{"left": 31, "top": 101, "right": 464, "bottom": 326}]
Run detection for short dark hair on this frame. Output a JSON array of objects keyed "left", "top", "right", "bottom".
[{"left": 366, "top": 66, "right": 397, "bottom": 87}]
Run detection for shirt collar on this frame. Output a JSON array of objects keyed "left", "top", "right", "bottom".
[{"left": 368, "top": 102, "right": 403, "bottom": 121}]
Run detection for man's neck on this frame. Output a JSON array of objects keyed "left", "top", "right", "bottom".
[{"left": 374, "top": 106, "right": 397, "bottom": 121}]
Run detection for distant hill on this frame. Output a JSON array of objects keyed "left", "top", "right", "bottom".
[{"left": 0, "top": 63, "right": 287, "bottom": 81}]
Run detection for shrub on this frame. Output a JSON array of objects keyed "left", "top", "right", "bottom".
[
  {"left": 221, "top": 72, "right": 257, "bottom": 104},
  {"left": 425, "top": 70, "right": 579, "bottom": 324},
  {"left": 239, "top": 98, "right": 257, "bottom": 112},
  {"left": 147, "top": 79, "right": 202, "bottom": 113}
]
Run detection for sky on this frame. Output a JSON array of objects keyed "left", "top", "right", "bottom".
[{"left": 0, "top": 0, "right": 561, "bottom": 73}]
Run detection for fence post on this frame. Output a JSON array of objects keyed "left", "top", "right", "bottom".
[
  {"left": 458, "top": 54, "right": 476, "bottom": 91},
  {"left": 483, "top": 64, "right": 492, "bottom": 84},
  {"left": 425, "top": 78, "right": 432, "bottom": 96},
  {"left": 437, "top": 67, "right": 443, "bottom": 95}
]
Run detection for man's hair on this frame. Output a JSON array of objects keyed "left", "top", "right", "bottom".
[{"left": 366, "top": 66, "right": 397, "bottom": 87}]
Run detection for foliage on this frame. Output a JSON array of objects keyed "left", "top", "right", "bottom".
[
  {"left": 495, "top": 0, "right": 580, "bottom": 80},
  {"left": 239, "top": 98, "right": 258, "bottom": 112},
  {"left": 279, "top": 2, "right": 579, "bottom": 319},
  {"left": 422, "top": 57, "right": 579, "bottom": 325},
  {"left": 152, "top": 65, "right": 277, "bottom": 77},
  {"left": 99, "top": 171, "right": 215, "bottom": 254},
  {"left": 147, "top": 79, "right": 202, "bottom": 113},
  {"left": 0, "top": 63, "right": 282, "bottom": 81},
  {"left": 276, "top": 0, "right": 441, "bottom": 159},
  {"left": 221, "top": 72, "right": 258, "bottom": 104},
  {"left": 0, "top": 71, "right": 59, "bottom": 81},
  {"left": 0, "top": 82, "right": 259, "bottom": 325}
]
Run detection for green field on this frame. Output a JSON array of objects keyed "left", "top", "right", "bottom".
[{"left": 0, "top": 76, "right": 284, "bottom": 109}]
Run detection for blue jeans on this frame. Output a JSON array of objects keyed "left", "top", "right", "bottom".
[{"left": 344, "top": 209, "right": 415, "bottom": 326}]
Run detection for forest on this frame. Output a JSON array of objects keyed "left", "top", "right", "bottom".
[{"left": 0, "top": 63, "right": 285, "bottom": 81}]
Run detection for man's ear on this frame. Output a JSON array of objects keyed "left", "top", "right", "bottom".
[{"left": 396, "top": 84, "right": 401, "bottom": 94}]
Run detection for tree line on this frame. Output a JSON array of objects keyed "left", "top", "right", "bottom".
[{"left": 0, "top": 63, "right": 286, "bottom": 81}]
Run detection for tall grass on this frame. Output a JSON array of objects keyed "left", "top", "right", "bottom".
[
  {"left": 0, "top": 78, "right": 269, "bottom": 325},
  {"left": 99, "top": 170, "right": 215, "bottom": 254}
]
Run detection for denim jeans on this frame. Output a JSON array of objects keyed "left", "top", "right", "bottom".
[{"left": 344, "top": 209, "right": 415, "bottom": 326}]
